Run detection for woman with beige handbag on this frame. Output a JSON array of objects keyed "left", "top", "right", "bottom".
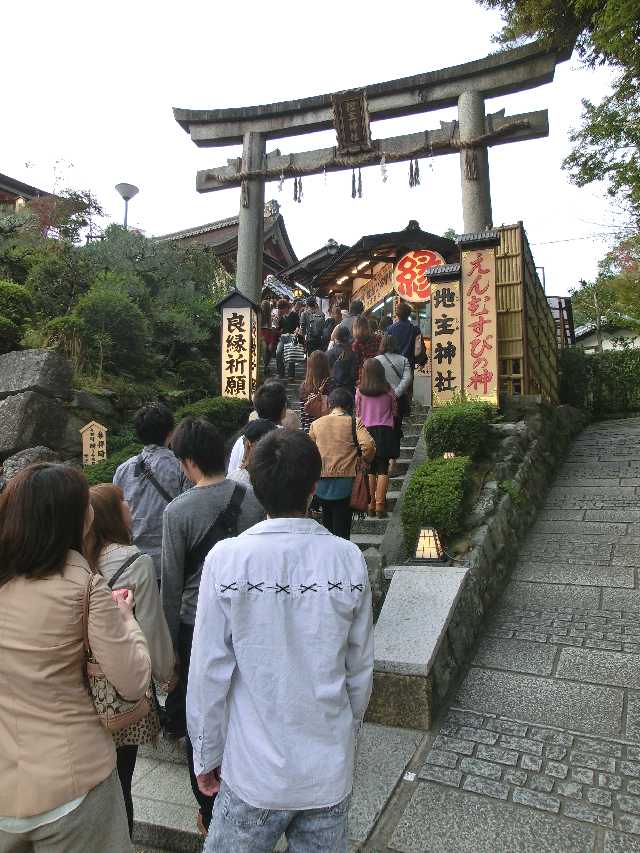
[
  {"left": 86, "top": 483, "right": 177, "bottom": 837},
  {"left": 308, "top": 388, "right": 376, "bottom": 540},
  {"left": 0, "top": 464, "right": 151, "bottom": 853}
]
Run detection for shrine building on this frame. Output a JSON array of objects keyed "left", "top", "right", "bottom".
[{"left": 310, "top": 220, "right": 568, "bottom": 407}]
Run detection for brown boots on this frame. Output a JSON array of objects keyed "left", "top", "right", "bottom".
[{"left": 367, "top": 474, "right": 389, "bottom": 518}]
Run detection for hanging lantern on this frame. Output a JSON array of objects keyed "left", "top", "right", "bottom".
[{"left": 415, "top": 527, "right": 444, "bottom": 562}]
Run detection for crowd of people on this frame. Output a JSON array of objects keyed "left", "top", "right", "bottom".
[{"left": 0, "top": 299, "right": 423, "bottom": 852}]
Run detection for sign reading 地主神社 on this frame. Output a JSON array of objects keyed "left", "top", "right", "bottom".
[
  {"left": 393, "top": 250, "right": 445, "bottom": 303},
  {"left": 461, "top": 247, "right": 498, "bottom": 403},
  {"left": 221, "top": 304, "right": 258, "bottom": 401},
  {"left": 431, "top": 279, "right": 462, "bottom": 404}
]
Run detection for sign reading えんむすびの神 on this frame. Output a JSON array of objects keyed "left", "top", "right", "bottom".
[
  {"left": 461, "top": 247, "right": 498, "bottom": 403},
  {"left": 393, "top": 250, "right": 445, "bottom": 303},
  {"left": 221, "top": 305, "right": 258, "bottom": 401},
  {"left": 80, "top": 421, "right": 108, "bottom": 467},
  {"left": 431, "top": 280, "right": 462, "bottom": 404}
]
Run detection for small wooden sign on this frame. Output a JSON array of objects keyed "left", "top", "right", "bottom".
[{"left": 80, "top": 420, "right": 108, "bottom": 467}]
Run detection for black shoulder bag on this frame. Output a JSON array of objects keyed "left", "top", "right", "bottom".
[
  {"left": 106, "top": 552, "right": 141, "bottom": 590},
  {"left": 184, "top": 484, "right": 246, "bottom": 581}
]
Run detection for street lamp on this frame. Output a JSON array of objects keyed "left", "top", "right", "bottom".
[{"left": 115, "top": 183, "right": 139, "bottom": 230}]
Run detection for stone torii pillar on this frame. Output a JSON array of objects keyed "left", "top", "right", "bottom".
[{"left": 173, "top": 40, "right": 573, "bottom": 303}]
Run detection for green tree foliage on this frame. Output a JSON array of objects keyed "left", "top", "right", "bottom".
[
  {"left": 559, "top": 346, "right": 640, "bottom": 413},
  {"left": 0, "top": 280, "right": 32, "bottom": 327},
  {"left": 477, "top": 0, "right": 640, "bottom": 224},
  {"left": 0, "top": 316, "right": 22, "bottom": 354},
  {"left": 74, "top": 282, "right": 148, "bottom": 375},
  {"left": 25, "top": 242, "right": 89, "bottom": 318},
  {"left": 174, "top": 396, "right": 252, "bottom": 440}
]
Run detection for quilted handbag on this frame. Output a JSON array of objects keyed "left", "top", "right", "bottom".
[{"left": 82, "top": 572, "right": 152, "bottom": 732}]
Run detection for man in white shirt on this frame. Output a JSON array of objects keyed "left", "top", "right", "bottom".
[
  {"left": 226, "top": 381, "right": 287, "bottom": 476},
  {"left": 187, "top": 429, "right": 373, "bottom": 852}
]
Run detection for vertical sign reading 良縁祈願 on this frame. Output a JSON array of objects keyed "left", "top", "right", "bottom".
[
  {"left": 430, "top": 280, "right": 462, "bottom": 405},
  {"left": 461, "top": 246, "right": 498, "bottom": 403},
  {"left": 221, "top": 305, "right": 258, "bottom": 401}
]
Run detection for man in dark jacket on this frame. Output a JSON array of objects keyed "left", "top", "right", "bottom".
[{"left": 387, "top": 302, "right": 420, "bottom": 367}]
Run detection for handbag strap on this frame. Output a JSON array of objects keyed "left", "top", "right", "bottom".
[
  {"left": 382, "top": 354, "right": 404, "bottom": 382},
  {"left": 351, "top": 416, "right": 362, "bottom": 458},
  {"left": 81, "top": 574, "right": 93, "bottom": 654},
  {"left": 107, "top": 552, "right": 140, "bottom": 590}
]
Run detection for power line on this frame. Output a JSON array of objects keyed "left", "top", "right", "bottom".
[{"left": 530, "top": 232, "right": 619, "bottom": 245}]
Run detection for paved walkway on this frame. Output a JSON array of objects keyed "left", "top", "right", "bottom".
[
  {"left": 134, "top": 418, "right": 640, "bottom": 852},
  {"left": 374, "top": 417, "right": 640, "bottom": 852}
]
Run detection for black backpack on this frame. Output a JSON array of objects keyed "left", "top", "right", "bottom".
[{"left": 184, "top": 484, "right": 246, "bottom": 581}]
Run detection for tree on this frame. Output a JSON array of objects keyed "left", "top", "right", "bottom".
[
  {"left": 25, "top": 242, "right": 89, "bottom": 319},
  {"left": 477, "top": 0, "right": 640, "bottom": 224}
]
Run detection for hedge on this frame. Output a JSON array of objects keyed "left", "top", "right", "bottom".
[
  {"left": 559, "top": 348, "right": 640, "bottom": 414},
  {"left": 424, "top": 399, "right": 496, "bottom": 459},
  {"left": 84, "top": 442, "right": 142, "bottom": 487},
  {"left": 175, "top": 396, "right": 252, "bottom": 440},
  {"left": 402, "top": 455, "right": 472, "bottom": 551}
]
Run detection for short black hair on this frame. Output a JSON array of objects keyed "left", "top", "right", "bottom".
[
  {"left": 249, "top": 430, "right": 321, "bottom": 517},
  {"left": 335, "top": 324, "right": 350, "bottom": 343},
  {"left": 242, "top": 418, "right": 277, "bottom": 444},
  {"left": 170, "top": 417, "right": 225, "bottom": 476},
  {"left": 328, "top": 387, "right": 354, "bottom": 414},
  {"left": 350, "top": 299, "right": 364, "bottom": 316},
  {"left": 254, "top": 381, "right": 287, "bottom": 423},
  {"left": 134, "top": 404, "right": 175, "bottom": 446},
  {"left": 397, "top": 302, "right": 411, "bottom": 321}
]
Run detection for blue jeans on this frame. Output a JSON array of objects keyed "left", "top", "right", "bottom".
[{"left": 204, "top": 780, "right": 350, "bottom": 853}]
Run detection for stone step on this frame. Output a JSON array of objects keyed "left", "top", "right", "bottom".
[
  {"left": 390, "top": 458, "right": 412, "bottom": 475},
  {"left": 352, "top": 515, "right": 391, "bottom": 534},
  {"left": 351, "top": 532, "right": 384, "bottom": 551}
]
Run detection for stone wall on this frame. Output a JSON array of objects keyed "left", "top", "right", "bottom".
[{"left": 430, "top": 402, "right": 587, "bottom": 709}]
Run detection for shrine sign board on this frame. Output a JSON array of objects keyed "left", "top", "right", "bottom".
[
  {"left": 218, "top": 289, "right": 259, "bottom": 401},
  {"left": 356, "top": 264, "right": 395, "bottom": 312},
  {"left": 430, "top": 278, "right": 462, "bottom": 405},
  {"left": 80, "top": 421, "right": 108, "bottom": 467},
  {"left": 461, "top": 245, "right": 498, "bottom": 403},
  {"left": 393, "top": 250, "right": 445, "bottom": 303}
]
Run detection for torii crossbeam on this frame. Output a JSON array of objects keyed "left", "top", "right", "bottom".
[{"left": 174, "top": 40, "right": 572, "bottom": 304}]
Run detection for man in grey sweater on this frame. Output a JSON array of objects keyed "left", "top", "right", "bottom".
[{"left": 161, "top": 416, "right": 264, "bottom": 833}]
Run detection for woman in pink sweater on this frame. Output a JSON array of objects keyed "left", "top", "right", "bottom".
[{"left": 355, "top": 358, "right": 398, "bottom": 517}]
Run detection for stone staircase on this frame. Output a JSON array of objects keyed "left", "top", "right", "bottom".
[{"left": 132, "top": 370, "right": 431, "bottom": 851}]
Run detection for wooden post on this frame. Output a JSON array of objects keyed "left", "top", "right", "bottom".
[{"left": 235, "top": 131, "right": 266, "bottom": 307}]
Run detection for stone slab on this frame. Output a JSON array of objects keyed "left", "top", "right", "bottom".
[
  {"left": 588, "top": 510, "right": 640, "bottom": 523},
  {"left": 605, "top": 832, "right": 640, "bottom": 853},
  {"left": 500, "top": 582, "right": 601, "bottom": 611},
  {"left": 514, "top": 561, "right": 635, "bottom": 588},
  {"left": 603, "top": 590, "right": 640, "bottom": 612},
  {"left": 534, "top": 521, "right": 629, "bottom": 536},
  {"left": 557, "top": 648, "right": 640, "bottom": 689},
  {"left": 349, "top": 723, "right": 423, "bottom": 842},
  {"left": 390, "top": 781, "right": 596, "bottom": 852},
  {"left": 456, "top": 668, "right": 625, "bottom": 739},
  {"left": 132, "top": 759, "right": 195, "bottom": 807},
  {"left": 366, "top": 671, "right": 432, "bottom": 730},
  {"left": 473, "top": 638, "right": 557, "bottom": 676},
  {"left": 384, "top": 563, "right": 467, "bottom": 580},
  {"left": 374, "top": 568, "right": 467, "bottom": 675}
]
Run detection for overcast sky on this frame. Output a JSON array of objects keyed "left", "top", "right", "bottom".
[{"left": 4, "top": 0, "right": 624, "bottom": 295}]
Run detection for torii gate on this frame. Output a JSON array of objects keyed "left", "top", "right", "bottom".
[{"left": 174, "top": 40, "right": 571, "bottom": 306}]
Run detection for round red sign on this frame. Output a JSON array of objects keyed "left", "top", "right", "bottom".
[{"left": 393, "top": 250, "right": 445, "bottom": 302}]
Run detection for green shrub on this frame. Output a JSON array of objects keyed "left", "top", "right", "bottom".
[
  {"left": 83, "top": 442, "right": 143, "bottom": 486},
  {"left": 592, "top": 349, "right": 640, "bottom": 414},
  {"left": 175, "top": 396, "right": 252, "bottom": 440},
  {"left": 177, "top": 359, "right": 215, "bottom": 397},
  {"left": 402, "top": 455, "right": 472, "bottom": 551},
  {"left": 75, "top": 283, "right": 148, "bottom": 374},
  {"left": 0, "top": 279, "right": 32, "bottom": 327},
  {"left": 0, "top": 315, "right": 21, "bottom": 353},
  {"left": 424, "top": 399, "right": 496, "bottom": 459},
  {"left": 558, "top": 347, "right": 593, "bottom": 409}
]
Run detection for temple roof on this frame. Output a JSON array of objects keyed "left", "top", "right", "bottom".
[
  {"left": 311, "top": 221, "right": 458, "bottom": 296},
  {"left": 0, "top": 172, "right": 52, "bottom": 201},
  {"left": 156, "top": 200, "right": 298, "bottom": 276}
]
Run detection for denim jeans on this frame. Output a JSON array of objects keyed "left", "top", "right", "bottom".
[{"left": 204, "top": 780, "right": 350, "bottom": 853}]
